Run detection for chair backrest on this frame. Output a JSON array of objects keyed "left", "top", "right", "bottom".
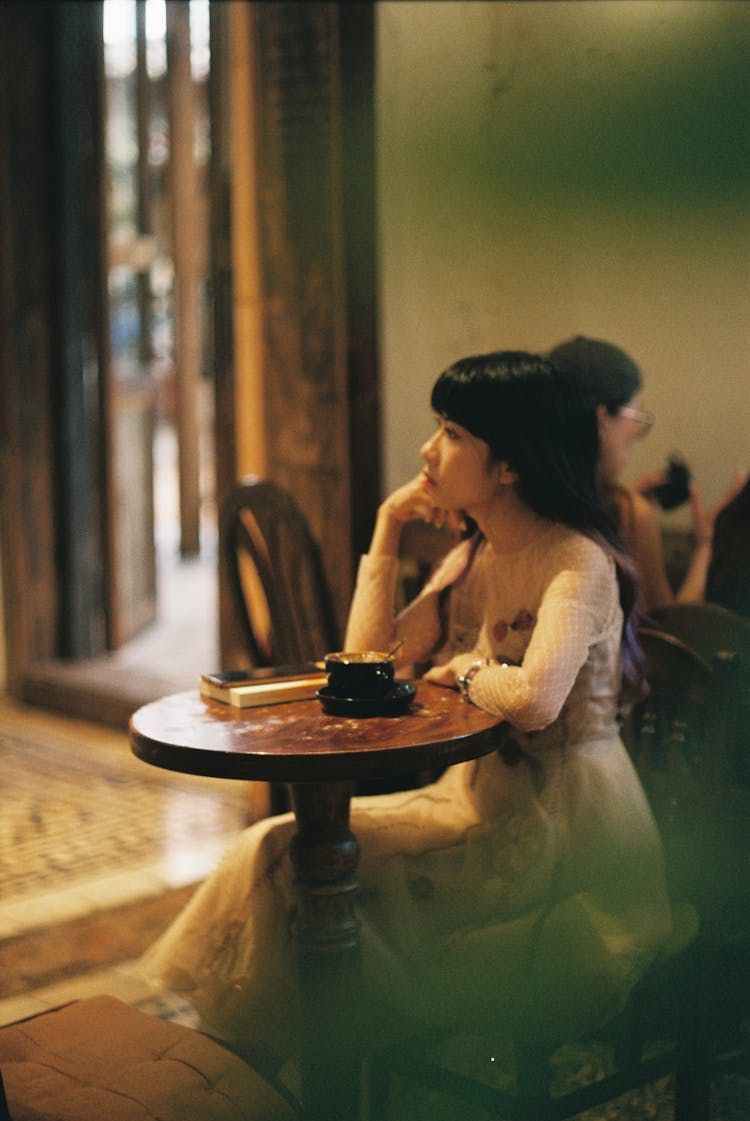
[
  {"left": 629, "top": 625, "right": 744, "bottom": 913},
  {"left": 647, "top": 601, "right": 750, "bottom": 796},
  {"left": 648, "top": 600, "right": 750, "bottom": 665},
  {"left": 220, "top": 477, "right": 341, "bottom": 667}
]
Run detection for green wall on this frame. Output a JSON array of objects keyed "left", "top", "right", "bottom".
[{"left": 378, "top": 1, "right": 749, "bottom": 514}]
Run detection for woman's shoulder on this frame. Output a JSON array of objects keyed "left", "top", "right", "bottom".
[
  {"left": 540, "top": 530, "right": 619, "bottom": 615},
  {"left": 542, "top": 524, "right": 612, "bottom": 572}
]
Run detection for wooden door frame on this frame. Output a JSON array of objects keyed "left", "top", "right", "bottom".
[{"left": 0, "top": 2, "right": 109, "bottom": 689}]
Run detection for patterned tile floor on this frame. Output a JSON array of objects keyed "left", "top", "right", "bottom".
[
  {"left": 0, "top": 429, "right": 233, "bottom": 1026},
  {"left": 0, "top": 698, "right": 249, "bottom": 1026}
]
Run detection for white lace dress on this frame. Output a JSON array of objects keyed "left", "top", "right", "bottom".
[{"left": 141, "top": 525, "right": 672, "bottom": 1060}]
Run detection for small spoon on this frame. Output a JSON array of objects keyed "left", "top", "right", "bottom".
[{"left": 387, "top": 638, "right": 405, "bottom": 658}]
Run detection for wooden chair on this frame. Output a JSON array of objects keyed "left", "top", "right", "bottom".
[
  {"left": 647, "top": 601, "right": 750, "bottom": 666},
  {"left": 628, "top": 628, "right": 750, "bottom": 1113},
  {"left": 0, "top": 995, "right": 298, "bottom": 1121},
  {"left": 220, "top": 476, "right": 341, "bottom": 668},
  {"left": 221, "top": 479, "right": 437, "bottom": 811},
  {"left": 646, "top": 601, "right": 750, "bottom": 820},
  {"left": 369, "top": 626, "right": 750, "bottom": 1121},
  {"left": 220, "top": 477, "right": 341, "bottom": 816},
  {"left": 221, "top": 479, "right": 457, "bottom": 667}
]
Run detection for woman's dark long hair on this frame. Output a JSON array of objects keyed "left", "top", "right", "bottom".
[
  {"left": 547, "top": 335, "right": 643, "bottom": 415},
  {"left": 431, "top": 350, "right": 645, "bottom": 707},
  {"left": 706, "top": 475, "right": 750, "bottom": 618},
  {"left": 547, "top": 335, "right": 645, "bottom": 541}
]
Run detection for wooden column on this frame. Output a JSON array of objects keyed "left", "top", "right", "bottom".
[
  {"left": 209, "top": 2, "right": 251, "bottom": 670},
  {"left": 229, "top": 1, "right": 266, "bottom": 481},
  {"left": 252, "top": 2, "right": 352, "bottom": 634},
  {"left": 166, "top": 1, "right": 202, "bottom": 557},
  {"left": 210, "top": 2, "right": 381, "bottom": 666}
]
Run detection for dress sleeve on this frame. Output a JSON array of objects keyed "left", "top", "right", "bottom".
[
  {"left": 343, "top": 544, "right": 472, "bottom": 667},
  {"left": 470, "top": 544, "right": 619, "bottom": 730}
]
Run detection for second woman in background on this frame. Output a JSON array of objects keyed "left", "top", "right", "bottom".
[{"left": 548, "top": 334, "right": 745, "bottom": 612}]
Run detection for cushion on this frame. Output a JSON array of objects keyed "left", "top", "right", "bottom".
[{"left": 0, "top": 996, "right": 295, "bottom": 1121}]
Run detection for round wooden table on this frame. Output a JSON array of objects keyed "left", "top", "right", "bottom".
[{"left": 130, "top": 681, "right": 505, "bottom": 1121}]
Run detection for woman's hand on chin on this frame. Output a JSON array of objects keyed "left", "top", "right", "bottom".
[
  {"left": 384, "top": 473, "right": 443, "bottom": 524},
  {"left": 385, "top": 474, "right": 465, "bottom": 533}
]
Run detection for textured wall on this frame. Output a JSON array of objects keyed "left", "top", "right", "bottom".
[{"left": 377, "top": 1, "right": 750, "bottom": 516}]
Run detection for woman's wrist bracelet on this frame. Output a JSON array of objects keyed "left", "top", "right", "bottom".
[{"left": 457, "top": 657, "right": 492, "bottom": 700}]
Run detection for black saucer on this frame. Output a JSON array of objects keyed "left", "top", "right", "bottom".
[{"left": 316, "top": 682, "right": 416, "bottom": 717}]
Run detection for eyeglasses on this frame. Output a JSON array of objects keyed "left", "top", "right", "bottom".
[{"left": 617, "top": 405, "right": 655, "bottom": 439}]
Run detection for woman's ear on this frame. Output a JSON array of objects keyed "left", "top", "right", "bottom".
[
  {"left": 498, "top": 461, "right": 519, "bottom": 486},
  {"left": 595, "top": 403, "right": 609, "bottom": 433}
]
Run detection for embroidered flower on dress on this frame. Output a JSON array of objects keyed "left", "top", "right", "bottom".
[{"left": 493, "top": 608, "right": 536, "bottom": 643}]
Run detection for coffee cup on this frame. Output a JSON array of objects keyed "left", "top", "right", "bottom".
[{"left": 324, "top": 651, "right": 395, "bottom": 699}]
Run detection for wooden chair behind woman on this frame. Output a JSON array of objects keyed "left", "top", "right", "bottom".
[
  {"left": 220, "top": 476, "right": 341, "bottom": 667},
  {"left": 647, "top": 601, "right": 750, "bottom": 665},
  {"left": 632, "top": 626, "right": 747, "bottom": 906},
  {"left": 647, "top": 602, "right": 750, "bottom": 801},
  {"left": 220, "top": 478, "right": 438, "bottom": 814},
  {"left": 629, "top": 626, "right": 750, "bottom": 1118},
  {"left": 220, "top": 477, "right": 341, "bottom": 817}
]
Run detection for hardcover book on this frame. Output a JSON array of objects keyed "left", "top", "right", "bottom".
[{"left": 199, "top": 663, "right": 326, "bottom": 707}]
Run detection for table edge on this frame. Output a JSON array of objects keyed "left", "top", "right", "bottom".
[{"left": 129, "top": 720, "right": 506, "bottom": 783}]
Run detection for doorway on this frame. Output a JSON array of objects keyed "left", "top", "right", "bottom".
[
  {"left": 102, "top": 0, "right": 217, "bottom": 680},
  {"left": 1, "top": 1, "right": 380, "bottom": 727}
]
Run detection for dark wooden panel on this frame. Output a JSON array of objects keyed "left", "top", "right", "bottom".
[
  {"left": 53, "top": 1, "right": 109, "bottom": 656},
  {"left": 339, "top": 2, "right": 381, "bottom": 562},
  {"left": 252, "top": 2, "right": 380, "bottom": 630},
  {"left": 166, "top": 0, "right": 202, "bottom": 557},
  {"left": 210, "top": 2, "right": 380, "bottom": 665},
  {"left": 0, "top": 4, "right": 61, "bottom": 675},
  {"left": 208, "top": 1, "right": 242, "bottom": 667},
  {"left": 0, "top": 2, "right": 112, "bottom": 680}
]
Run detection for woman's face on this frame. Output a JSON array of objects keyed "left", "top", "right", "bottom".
[
  {"left": 597, "top": 392, "right": 651, "bottom": 483},
  {"left": 419, "top": 416, "right": 502, "bottom": 512}
]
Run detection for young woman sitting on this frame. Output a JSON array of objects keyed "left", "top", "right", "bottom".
[{"left": 142, "top": 350, "right": 673, "bottom": 1077}]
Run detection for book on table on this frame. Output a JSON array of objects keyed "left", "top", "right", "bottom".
[{"left": 199, "top": 663, "right": 327, "bottom": 708}]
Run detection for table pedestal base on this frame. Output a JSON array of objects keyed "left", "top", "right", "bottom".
[
  {"left": 290, "top": 781, "right": 363, "bottom": 1121},
  {"left": 130, "top": 686, "right": 505, "bottom": 1120}
]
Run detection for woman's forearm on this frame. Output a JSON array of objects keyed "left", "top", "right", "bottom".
[
  {"left": 368, "top": 502, "right": 405, "bottom": 557},
  {"left": 676, "top": 538, "right": 712, "bottom": 603}
]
